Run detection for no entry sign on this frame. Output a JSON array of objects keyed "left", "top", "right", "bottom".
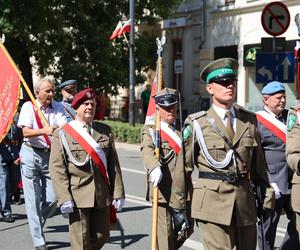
[{"left": 261, "top": 2, "right": 290, "bottom": 36}]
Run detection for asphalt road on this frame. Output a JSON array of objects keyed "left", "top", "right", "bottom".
[{"left": 0, "top": 142, "right": 288, "bottom": 250}]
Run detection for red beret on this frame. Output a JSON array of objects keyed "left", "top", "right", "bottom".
[{"left": 71, "top": 88, "right": 96, "bottom": 110}]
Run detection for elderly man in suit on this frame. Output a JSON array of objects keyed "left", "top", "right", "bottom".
[
  {"left": 49, "top": 88, "right": 125, "bottom": 250},
  {"left": 141, "top": 88, "right": 193, "bottom": 250},
  {"left": 256, "top": 81, "right": 299, "bottom": 250},
  {"left": 184, "top": 58, "right": 274, "bottom": 250}
]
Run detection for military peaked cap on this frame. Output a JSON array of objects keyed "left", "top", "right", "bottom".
[
  {"left": 58, "top": 79, "right": 77, "bottom": 90},
  {"left": 261, "top": 81, "right": 285, "bottom": 95},
  {"left": 155, "top": 88, "right": 178, "bottom": 107},
  {"left": 200, "top": 58, "right": 239, "bottom": 83},
  {"left": 71, "top": 88, "right": 96, "bottom": 110}
]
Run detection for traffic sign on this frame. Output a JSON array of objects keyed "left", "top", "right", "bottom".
[
  {"left": 174, "top": 59, "right": 183, "bottom": 74},
  {"left": 256, "top": 52, "right": 294, "bottom": 83},
  {"left": 261, "top": 2, "right": 290, "bottom": 36}
]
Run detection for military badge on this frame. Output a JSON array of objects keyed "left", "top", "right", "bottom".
[
  {"left": 183, "top": 125, "right": 192, "bottom": 141},
  {"left": 287, "top": 113, "right": 297, "bottom": 131}
]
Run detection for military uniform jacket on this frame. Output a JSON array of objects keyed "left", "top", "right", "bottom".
[
  {"left": 286, "top": 106, "right": 300, "bottom": 213},
  {"left": 49, "top": 121, "right": 125, "bottom": 208},
  {"left": 141, "top": 123, "right": 193, "bottom": 209},
  {"left": 257, "top": 109, "right": 290, "bottom": 194},
  {"left": 185, "top": 105, "right": 273, "bottom": 227}
]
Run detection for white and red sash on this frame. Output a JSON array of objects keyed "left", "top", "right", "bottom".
[
  {"left": 160, "top": 121, "right": 182, "bottom": 154},
  {"left": 31, "top": 102, "right": 51, "bottom": 147},
  {"left": 62, "top": 120, "right": 109, "bottom": 183},
  {"left": 256, "top": 110, "right": 287, "bottom": 143}
]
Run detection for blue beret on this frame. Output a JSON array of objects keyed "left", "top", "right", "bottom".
[
  {"left": 261, "top": 81, "right": 285, "bottom": 95},
  {"left": 58, "top": 79, "right": 77, "bottom": 89}
]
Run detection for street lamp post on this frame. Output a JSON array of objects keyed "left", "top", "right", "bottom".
[{"left": 129, "top": 0, "right": 135, "bottom": 126}]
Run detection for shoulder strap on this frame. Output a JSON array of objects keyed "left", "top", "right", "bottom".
[{"left": 31, "top": 102, "right": 51, "bottom": 147}]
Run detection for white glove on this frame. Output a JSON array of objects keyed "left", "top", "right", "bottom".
[
  {"left": 270, "top": 183, "right": 281, "bottom": 199},
  {"left": 112, "top": 199, "right": 125, "bottom": 212},
  {"left": 60, "top": 200, "right": 74, "bottom": 214},
  {"left": 150, "top": 166, "right": 163, "bottom": 187}
]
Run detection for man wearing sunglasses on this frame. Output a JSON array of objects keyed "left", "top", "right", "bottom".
[
  {"left": 184, "top": 58, "right": 274, "bottom": 250},
  {"left": 141, "top": 88, "right": 193, "bottom": 249},
  {"left": 58, "top": 79, "right": 78, "bottom": 121}
]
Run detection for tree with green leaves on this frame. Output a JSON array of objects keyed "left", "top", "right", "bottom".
[{"left": 0, "top": 0, "right": 181, "bottom": 95}]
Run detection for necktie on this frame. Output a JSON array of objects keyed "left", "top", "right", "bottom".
[
  {"left": 84, "top": 124, "right": 92, "bottom": 135},
  {"left": 225, "top": 111, "right": 235, "bottom": 140}
]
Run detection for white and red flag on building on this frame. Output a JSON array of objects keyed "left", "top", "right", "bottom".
[
  {"left": 160, "top": 121, "right": 182, "bottom": 154},
  {"left": 109, "top": 21, "right": 123, "bottom": 40},
  {"left": 118, "top": 19, "right": 131, "bottom": 36},
  {"left": 109, "top": 19, "right": 131, "bottom": 40},
  {"left": 0, "top": 42, "right": 20, "bottom": 143}
]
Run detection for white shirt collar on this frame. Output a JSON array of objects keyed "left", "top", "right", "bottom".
[
  {"left": 264, "top": 105, "right": 277, "bottom": 118},
  {"left": 212, "top": 104, "right": 235, "bottom": 121}
]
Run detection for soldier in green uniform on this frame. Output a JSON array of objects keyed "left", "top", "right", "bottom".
[
  {"left": 184, "top": 58, "right": 274, "bottom": 250},
  {"left": 141, "top": 88, "right": 193, "bottom": 250},
  {"left": 49, "top": 88, "right": 125, "bottom": 249},
  {"left": 286, "top": 104, "right": 300, "bottom": 240}
]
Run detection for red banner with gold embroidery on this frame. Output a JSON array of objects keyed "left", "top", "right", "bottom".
[{"left": 0, "top": 43, "right": 20, "bottom": 143}]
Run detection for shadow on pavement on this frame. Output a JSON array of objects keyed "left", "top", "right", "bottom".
[
  {"left": 121, "top": 205, "right": 150, "bottom": 213},
  {"left": 11, "top": 213, "right": 27, "bottom": 221},
  {"left": 46, "top": 224, "right": 69, "bottom": 233},
  {"left": 108, "top": 234, "right": 148, "bottom": 249},
  {"left": 46, "top": 241, "right": 70, "bottom": 249}
]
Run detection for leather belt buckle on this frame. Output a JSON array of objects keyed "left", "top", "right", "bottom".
[{"left": 226, "top": 172, "right": 237, "bottom": 184}]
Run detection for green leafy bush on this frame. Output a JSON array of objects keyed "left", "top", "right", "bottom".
[{"left": 101, "top": 120, "right": 143, "bottom": 144}]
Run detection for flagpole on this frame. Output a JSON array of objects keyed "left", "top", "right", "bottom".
[
  {"left": 151, "top": 36, "right": 165, "bottom": 250},
  {"left": 122, "top": 33, "right": 129, "bottom": 46},
  {"left": 0, "top": 42, "right": 49, "bottom": 127}
]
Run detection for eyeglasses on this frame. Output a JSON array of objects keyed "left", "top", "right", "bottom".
[{"left": 214, "top": 79, "right": 237, "bottom": 87}]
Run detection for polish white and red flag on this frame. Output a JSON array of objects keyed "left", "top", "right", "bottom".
[
  {"left": 294, "top": 40, "right": 300, "bottom": 58},
  {"left": 118, "top": 19, "right": 131, "bottom": 36},
  {"left": 109, "top": 21, "right": 123, "bottom": 40},
  {"left": 109, "top": 19, "right": 131, "bottom": 40},
  {"left": 160, "top": 121, "right": 182, "bottom": 154},
  {"left": 144, "top": 77, "right": 157, "bottom": 125}
]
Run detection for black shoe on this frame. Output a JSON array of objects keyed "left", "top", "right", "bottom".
[
  {"left": 14, "top": 199, "right": 22, "bottom": 205},
  {"left": 35, "top": 245, "right": 47, "bottom": 250},
  {"left": 3, "top": 215, "right": 14, "bottom": 223}
]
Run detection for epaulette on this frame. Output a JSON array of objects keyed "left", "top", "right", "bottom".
[
  {"left": 293, "top": 104, "right": 300, "bottom": 112},
  {"left": 234, "top": 104, "right": 255, "bottom": 116},
  {"left": 188, "top": 111, "right": 206, "bottom": 121}
]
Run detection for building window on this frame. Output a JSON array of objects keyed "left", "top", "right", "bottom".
[{"left": 225, "top": 0, "right": 235, "bottom": 5}]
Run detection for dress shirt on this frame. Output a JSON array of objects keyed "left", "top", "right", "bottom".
[
  {"left": 212, "top": 104, "right": 236, "bottom": 132},
  {"left": 18, "top": 100, "right": 67, "bottom": 148}
]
